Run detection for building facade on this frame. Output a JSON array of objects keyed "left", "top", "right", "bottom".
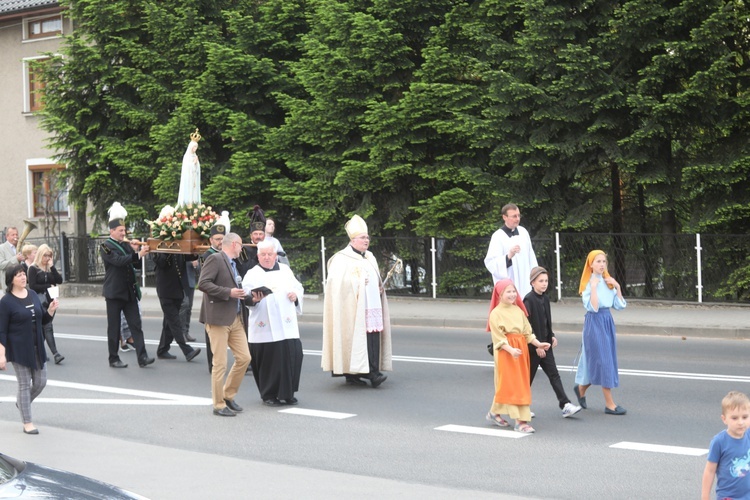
[{"left": 0, "top": 0, "right": 88, "bottom": 242}]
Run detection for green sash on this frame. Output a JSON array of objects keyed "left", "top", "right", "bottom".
[{"left": 108, "top": 238, "right": 141, "bottom": 301}]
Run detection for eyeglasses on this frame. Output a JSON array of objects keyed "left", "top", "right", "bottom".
[{"left": 44, "top": 253, "right": 53, "bottom": 257}]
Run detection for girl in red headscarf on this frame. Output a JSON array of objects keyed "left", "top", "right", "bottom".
[{"left": 486, "top": 279, "right": 550, "bottom": 433}]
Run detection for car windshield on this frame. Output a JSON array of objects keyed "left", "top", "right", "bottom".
[{"left": 0, "top": 455, "right": 18, "bottom": 484}]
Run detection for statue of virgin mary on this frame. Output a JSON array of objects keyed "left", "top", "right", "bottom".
[{"left": 176, "top": 129, "right": 202, "bottom": 206}]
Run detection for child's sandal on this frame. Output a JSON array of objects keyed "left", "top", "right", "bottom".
[
  {"left": 486, "top": 412, "right": 509, "bottom": 427},
  {"left": 514, "top": 422, "right": 535, "bottom": 433}
]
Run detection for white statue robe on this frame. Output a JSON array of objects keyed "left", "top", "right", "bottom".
[
  {"left": 176, "top": 140, "right": 201, "bottom": 206},
  {"left": 484, "top": 226, "right": 538, "bottom": 298},
  {"left": 241, "top": 263, "right": 303, "bottom": 343}
]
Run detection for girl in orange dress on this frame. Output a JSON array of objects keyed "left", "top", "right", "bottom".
[{"left": 486, "top": 279, "right": 550, "bottom": 433}]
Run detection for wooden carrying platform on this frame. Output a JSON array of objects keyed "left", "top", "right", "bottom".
[{"left": 147, "top": 229, "right": 209, "bottom": 254}]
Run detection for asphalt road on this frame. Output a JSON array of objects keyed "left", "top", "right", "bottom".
[{"left": 2, "top": 313, "right": 748, "bottom": 499}]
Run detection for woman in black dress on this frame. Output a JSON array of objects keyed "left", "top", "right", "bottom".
[{"left": 28, "top": 244, "right": 64, "bottom": 364}]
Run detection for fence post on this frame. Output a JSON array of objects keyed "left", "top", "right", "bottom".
[
  {"left": 57, "top": 232, "right": 66, "bottom": 281},
  {"left": 431, "top": 237, "right": 437, "bottom": 299},
  {"left": 320, "top": 236, "right": 326, "bottom": 291},
  {"left": 555, "top": 232, "right": 562, "bottom": 302},
  {"left": 695, "top": 233, "right": 703, "bottom": 303}
]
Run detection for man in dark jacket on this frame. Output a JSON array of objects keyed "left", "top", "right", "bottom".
[
  {"left": 100, "top": 216, "right": 154, "bottom": 368},
  {"left": 152, "top": 253, "right": 201, "bottom": 362}
]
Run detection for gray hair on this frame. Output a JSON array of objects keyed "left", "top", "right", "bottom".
[
  {"left": 256, "top": 239, "right": 276, "bottom": 252},
  {"left": 223, "top": 232, "right": 242, "bottom": 245}
]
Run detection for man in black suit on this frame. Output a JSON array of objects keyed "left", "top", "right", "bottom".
[
  {"left": 152, "top": 253, "right": 201, "bottom": 362},
  {"left": 180, "top": 255, "right": 199, "bottom": 342},
  {"left": 100, "top": 216, "right": 154, "bottom": 368},
  {"left": 198, "top": 232, "right": 251, "bottom": 416}
]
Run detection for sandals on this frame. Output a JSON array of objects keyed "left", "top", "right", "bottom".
[
  {"left": 486, "top": 412, "right": 510, "bottom": 427},
  {"left": 514, "top": 422, "right": 535, "bottom": 434}
]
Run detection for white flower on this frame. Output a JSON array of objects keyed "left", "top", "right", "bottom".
[{"left": 159, "top": 205, "right": 175, "bottom": 219}]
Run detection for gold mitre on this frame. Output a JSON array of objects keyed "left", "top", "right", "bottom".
[
  {"left": 345, "top": 215, "right": 368, "bottom": 239},
  {"left": 190, "top": 128, "right": 202, "bottom": 142}
]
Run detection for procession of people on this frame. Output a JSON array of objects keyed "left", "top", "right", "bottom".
[{"left": 0, "top": 125, "right": 628, "bottom": 438}]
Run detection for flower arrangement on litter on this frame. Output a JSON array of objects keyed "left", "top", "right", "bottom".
[{"left": 147, "top": 203, "right": 219, "bottom": 241}]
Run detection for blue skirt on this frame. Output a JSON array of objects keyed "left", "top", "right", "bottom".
[{"left": 574, "top": 308, "right": 619, "bottom": 388}]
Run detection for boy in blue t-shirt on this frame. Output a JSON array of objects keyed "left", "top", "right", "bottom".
[{"left": 702, "top": 391, "right": 750, "bottom": 500}]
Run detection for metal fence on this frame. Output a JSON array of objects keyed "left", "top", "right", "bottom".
[{"left": 58, "top": 232, "right": 749, "bottom": 303}]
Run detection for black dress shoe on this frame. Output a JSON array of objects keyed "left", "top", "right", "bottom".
[
  {"left": 213, "top": 407, "right": 236, "bottom": 417},
  {"left": 23, "top": 428, "right": 39, "bottom": 435},
  {"left": 157, "top": 352, "right": 177, "bottom": 360},
  {"left": 224, "top": 398, "right": 243, "bottom": 412},
  {"left": 185, "top": 348, "right": 201, "bottom": 362},
  {"left": 370, "top": 374, "right": 387, "bottom": 388},
  {"left": 283, "top": 397, "right": 299, "bottom": 405},
  {"left": 263, "top": 398, "right": 283, "bottom": 407},
  {"left": 345, "top": 376, "right": 367, "bottom": 386},
  {"left": 109, "top": 360, "right": 128, "bottom": 368},
  {"left": 185, "top": 334, "right": 197, "bottom": 342},
  {"left": 138, "top": 356, "right": 155, "bottom": 367}
]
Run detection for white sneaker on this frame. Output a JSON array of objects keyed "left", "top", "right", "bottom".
[
  {"left": 562, "top": 402, "right": 582, "bottom": 418},
  {"left": 530, "top": 411, "right": 535, "bottom": 418}
]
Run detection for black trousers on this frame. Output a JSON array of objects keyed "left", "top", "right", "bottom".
[
  {"left": 43, "top": 322, "right": 59, "bottom": 355},
  {"left": 529, "top": 346, "right": 571, "bottom": 409},
  {"left": 179, "top": 286, "right": 195, "bottom": 336},
  {"left": 367, "top": 332, "right": 381, "bottom": 377},
  {"left": 157, "top": 297, "right": 194, "bottom": 357},
  {"left": 106, "top": 299, "right": 148, "bottom": 363}
]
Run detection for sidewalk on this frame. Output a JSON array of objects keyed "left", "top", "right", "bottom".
[
  {"left": 0, "top": 421, "right": 526, "bottom": 500},
  {"left": 58, "top": 285, "right": 750, "bottom": 339}
]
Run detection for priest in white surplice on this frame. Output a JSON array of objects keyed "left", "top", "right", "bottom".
[
  {"left": 242, "top": 240, "right": 303, "bottom": 406},
  {"left": 484, "top": 203, "right": 538, "bottom": 298},
  {"left": 322, "top": 215, "right": 392, "bottom": 388}
]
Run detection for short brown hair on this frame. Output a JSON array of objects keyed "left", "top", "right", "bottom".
[
  {"left": 501, "top": 203, "right": 518, "bottom": 216},
  {"left": 722, "top": 391, "right": 750, "bottom": 414}
]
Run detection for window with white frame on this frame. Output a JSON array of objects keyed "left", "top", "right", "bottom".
[
  {"left": 23, "top": 14, "right": 63, "bottom": 40},
  {"left": 28, "top": 163, "right": 69, "bottom": 219}
]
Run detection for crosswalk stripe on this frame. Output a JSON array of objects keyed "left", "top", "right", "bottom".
[
  {"left": 279, "top": 408, "right": 356, "bottom": 419},
  {"left": 610, "top": 441, "right": 707, "bottom": 456},
  {"left": 435, "top": 424, "right": 530, "bottom": 439}
]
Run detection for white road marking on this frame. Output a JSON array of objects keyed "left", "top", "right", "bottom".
[
  {"left": 55, "top": 334, "right": 750, "bottom": 384},
  {"left": 610, "top": 441, "right": 708, "bottom": 456},
  {"left": 435, "top": 424, "right": 530, "bottom": 439},
  {"left": 0, "top": 375, "right": 212, "bottom": 405},
  {"left": 279, "top": 408, "right": 356, "bottom": 419}
]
